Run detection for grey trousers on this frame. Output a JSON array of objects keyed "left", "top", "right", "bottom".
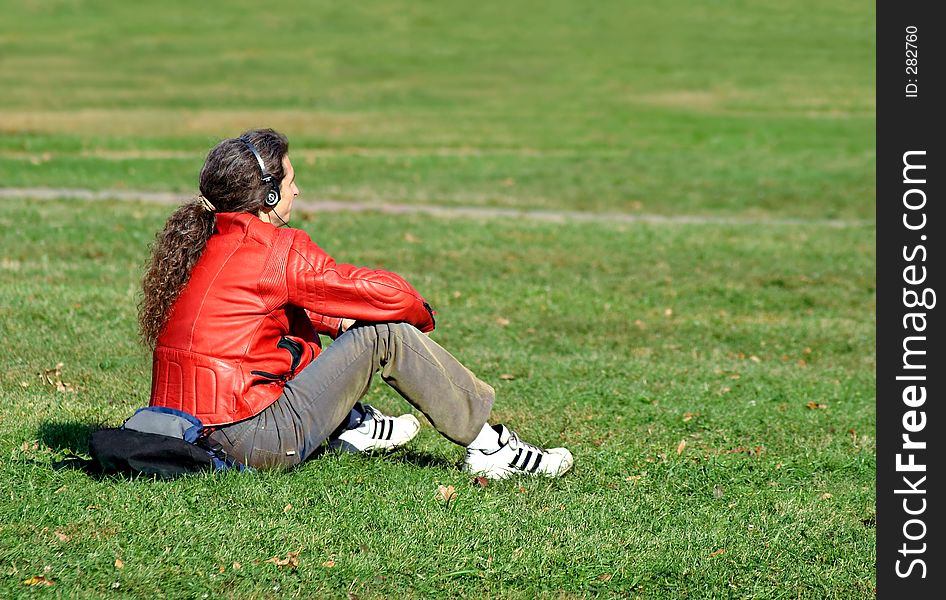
[{"left": 208, "top": 322, "right": 495, "bottom": 469}]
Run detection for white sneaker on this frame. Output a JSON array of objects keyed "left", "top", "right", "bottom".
[
  {"left": 462, "top": 424, "right": 573, "bottom": 479},
  {"left": 328, "top": 404, "right": 421, "bottom": 453}
]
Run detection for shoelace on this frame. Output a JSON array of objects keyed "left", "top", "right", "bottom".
[
  {"left": 506, "top": 429, "right": 544, "bottom": 458},
  {"left": 360, "top": 405, "right": 396, "bottom": 440},
  {"left": 359, "top": 404, "right": 384, "bottom": 427}
]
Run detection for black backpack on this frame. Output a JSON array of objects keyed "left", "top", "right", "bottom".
[{"left": 79, "top": 407, "right": 250, "bottom": 479}]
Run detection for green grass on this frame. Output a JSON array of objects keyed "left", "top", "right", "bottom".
[
  {"left": 0, "top": 200, "right": 874, "bottom": 598},
  {"left": 0, "top": 0, "right": 874, "bottom": 220},
  {"left": 0, "top": 0, "right": 875, "bottom": 597}
]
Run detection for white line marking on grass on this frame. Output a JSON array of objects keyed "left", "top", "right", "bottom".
[{"left": 0, "top": 187, "right": 872, "bottom": 228}]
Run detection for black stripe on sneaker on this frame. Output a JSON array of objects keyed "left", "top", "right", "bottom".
[
  {"left": 373, "top": 420, "right": 384, "bottom": 440},
  {"left": 385, "top": 419, "right": 394, "bottom": 440},
  {"left": 509, "top": 448, "right": 523, "bottom": 469},
  {"left": 528, "top": 451, "right": 544, "bottom": 473},
  {"left": 520, "top": 450, "right": 533, "bottom": 471},
  {"left": 520, "top": 450, "right": 534, "bottom": 470},
  {"left": 380, "top": 419, "right": 389, "bottom": 440}
]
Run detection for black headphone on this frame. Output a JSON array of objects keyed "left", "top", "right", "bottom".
[{"left": 239, "top": 135, "right": 280, "bottom": 208}]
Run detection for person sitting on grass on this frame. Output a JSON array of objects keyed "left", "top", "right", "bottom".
[{"left": 138, "top": 128, "right": 573, "bottom": 479}]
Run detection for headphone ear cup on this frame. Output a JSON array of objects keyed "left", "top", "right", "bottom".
[{"left": 265, "top": 188, "right": 280, "bottom": 207}]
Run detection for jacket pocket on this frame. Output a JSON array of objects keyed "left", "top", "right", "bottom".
[
  {"left": 277, "top": 336, "right": 305, "bottom": 375},
  {"left": 250, "top": 335, "right": 306, "bottom": 383}
]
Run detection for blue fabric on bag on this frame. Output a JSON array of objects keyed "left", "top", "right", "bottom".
[
  {"left": 120, "top": 406, "right": 253, "bottom": 474},
  {"left": 122, "top": 406, "right": 204, "bottom": 443}
]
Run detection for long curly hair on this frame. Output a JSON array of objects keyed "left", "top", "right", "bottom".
[{"left": 138, "top": 128, "right": 290, "bottom": 347}]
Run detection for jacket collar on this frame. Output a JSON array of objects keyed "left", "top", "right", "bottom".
[{"left": 214, "top": 212, "right": 265, "bottom": 235}]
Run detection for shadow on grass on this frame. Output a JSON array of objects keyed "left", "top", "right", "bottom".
[
  {"left": 38, "top": 420, "right": 104, "bottom": 455},
  {"left": 34, "top": 420, "right": 106, "bottom": 474},
  {"left": 307, "top": 446, "right": 457, "bottom": 471},
  {"left": 382, "top": 449, "right": 457, "bottom": 471}
]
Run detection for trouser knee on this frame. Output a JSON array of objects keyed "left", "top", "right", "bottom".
[{"left": 349, "top": 321, "right": 422, "bottom": 342}]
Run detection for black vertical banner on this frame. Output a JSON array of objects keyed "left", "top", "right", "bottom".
[{"left": 877, "top": 1, "right": 944, "bottom": 597}]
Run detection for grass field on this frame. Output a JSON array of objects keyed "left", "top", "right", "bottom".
[{"left": 0, "top": 1, "right": 875, "bottom": 598}]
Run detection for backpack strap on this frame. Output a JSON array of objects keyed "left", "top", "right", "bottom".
[{"left": 195, "top": 436, "right": 254, "bottom": 473}]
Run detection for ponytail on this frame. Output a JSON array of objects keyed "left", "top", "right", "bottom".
[{"left": 138, "top": 201, "right": 216, "bottom": 347}]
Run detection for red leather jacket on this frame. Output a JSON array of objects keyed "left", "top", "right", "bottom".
[{"left": 149, "top": 212, "right": 435, "bottom": 425}]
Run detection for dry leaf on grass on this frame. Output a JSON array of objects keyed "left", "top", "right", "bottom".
[
  {"left": 54, "top": 530, "right": 70, "bottom": 542},
  {"left": 322, "top": 559, "right": 336, "bottom": 568},
  {"left": 805, "top": 401, "right": 826, "bottom": 410},
  {"left": 709, "top": 548, "right": 726, "bottom": 557},
  {"left": 498, "top": 373, "right": 516, "bottom": 380},
  {"left": 821, "top": 493, "right": 833, "bottom": 500},
  {"left": 472, "top": 476, "right": 489, "bottom": 488},
  {"left": 265, "top": 551, "right": 300, "bottom": 568},
  {"left": 676, "top": 440, "right": 687, "bottom": 455},
  {"left": 436, "top": 484, "right": 458, "bottom": 503},
  {"left": 283, "top": 503, "right": 292, "bottom": 513},
  {"left": 41, "top": 362, "right": 76, "bottom": 393},
  {"left": 231, "top": 561, "right": 242, "bottom": 570},
  {"left": 22, "top": 576, "right": 54, "bottom": 586},
  {"left": 597, "top": 573, "right": 613, "bottom": 582},
  {"left": 495, "top": 316, "right": 510, "bottom": 327},
  {"left": 114, "top": 559, "right": 124, "bottom": 569}
]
